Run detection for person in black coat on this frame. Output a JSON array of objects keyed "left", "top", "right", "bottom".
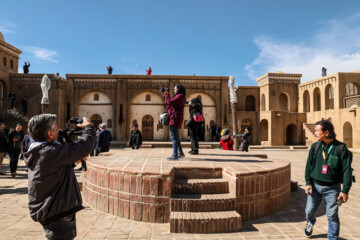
[
  {"left": 237, "top": 127, "right": 251, "bottom": 152},
  {"left": 128, "top": 123, "right": 142, "bottom": 149},
  {"left": 186, "top": 97, "right": 202, "bottom": 155}
]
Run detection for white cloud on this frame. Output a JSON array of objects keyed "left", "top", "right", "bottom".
[
  {"left": 245, "top": 13, "right": 360, "bottom": 83},
  {"left": 0, "top": 21, "right": 16, "bottom": 34},
  {"left": 21, "top": 46, "right": 58, "bottom": 63}
]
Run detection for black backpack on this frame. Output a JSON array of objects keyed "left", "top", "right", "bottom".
[{"left": 313, "top": 141, "right": 355, "bottom": 183}]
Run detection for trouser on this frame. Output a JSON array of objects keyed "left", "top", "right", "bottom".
[
  {"left": 241, "top": 143, "right": 249, "bottom": 152},
  {"left": 190, "top": 135, "right": 199, "bottom": 152},
  {"left": 305, "top": 183, "right": 341, "bottom": 240},
  {"left": 170, "top": 125, "right": 183, "bottom": 156},
  {"left": 9, "top": 149, "right": 21, "bottom": 173},
  {"left": 0, "top": 152, "right": 5, "bottom": 172},
  {"left": 96, "top": 146, "right": 109, "bottom": 156},
  {"left": 42, "top": 214, "right": 77, "bottom": 240},
  {"left": 132, "top": 145, "right": 139, "bottom": 150}
]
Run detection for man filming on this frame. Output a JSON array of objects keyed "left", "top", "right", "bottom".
[{"left": 24, "top": 114, "right": 96, "bottom": 239}]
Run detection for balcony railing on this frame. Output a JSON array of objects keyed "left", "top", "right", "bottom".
[{"left": 343, "top": 95, "right": 360, "bottom": 108}]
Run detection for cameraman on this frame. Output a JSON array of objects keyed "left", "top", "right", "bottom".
[{"left": 24, "top": 114, "right": 96, "bottom": 240}]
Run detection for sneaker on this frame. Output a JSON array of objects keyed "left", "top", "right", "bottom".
[
  {"left": 178, "top": 153, "right": 185, "bottom": 158},
  {"left": 304, "top": 221, "right": 314, "bottom": 237},
  {"left": 167, "top": 155, "right": 178, "bottom": 160}
]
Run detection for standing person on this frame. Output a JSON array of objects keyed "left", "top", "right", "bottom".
[
  {"left": 186, "top": 97, "right": 202, "bottom": 155},
  {"left": 8, "top": 91, "right": 16, "bottom": 109},
  {"left": 23, "top": 61, "right": 30, "bottom": 74},
  {"left": 24, "top": 114, "right": 96, "bottom": 240},
  {"left": 0, "top": 122, "right": 7, "bottom": 175},
  {"left": 322, "top": 67, "right": 327, "bottom": 77},
  {"left": 211, "top": 124, "right": 217, "bottom": 141},
  {"left": 215, "top": 124, "right": 222, "bottom": 141},
  {"left": 145, "top": 67, "right": 152, "bottom": 75},
  {"left": 220, "top": 129, "right": 233, "bottom": 150},
  {"left": 8, "top": 123, "right": 24, "bottom": 178},
  {"left": 237, "top": 127, "right": 251, "bottom": 152},
  {"left": 23, "top": 129, "right": 34, "bottom": 154},
  {"left": 163, "top": 84, "right": 186, "bottom": 160},
  {"left": 96, "top": 123, "right": 112, "bottom": 156},
  {"left": 21, "top": 96, "right": 28, "bottom": 115},
  {"left": 304, "top": 120, "right": 353, "bottom": 239},
  {"left": 128, "top": 123, "right": 142, "bottom": 149},
  {"left": 106, "top": 66, "right": 113, "bottom": 74}
]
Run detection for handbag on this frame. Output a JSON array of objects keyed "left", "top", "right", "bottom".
[{"left": 193, "top": 111, "right": 203, "bottom": 122}]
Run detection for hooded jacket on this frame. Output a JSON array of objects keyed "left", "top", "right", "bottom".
[{"left": 24, "top": 125, "right": 96, "bottom": 225}]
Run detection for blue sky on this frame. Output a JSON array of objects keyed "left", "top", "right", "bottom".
[{"left": 1, "top": 1, "right": 360, "bottom": 85}]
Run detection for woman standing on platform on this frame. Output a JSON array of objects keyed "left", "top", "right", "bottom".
[{"left": 163, "top": 84, "right": 186, "bottom": 160}]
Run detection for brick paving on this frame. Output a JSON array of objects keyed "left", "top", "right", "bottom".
[{"left": 0, "top": 148, "right": 359, "bottom": 239}]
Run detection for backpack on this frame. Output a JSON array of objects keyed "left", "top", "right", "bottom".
[
  {"left": 159, "top": 112, "right": 170, "bottom": 126},
  {"left": 313, "top": 141, "right": 355, "bottom": 183},
  {"left": 193, "top": 111, "right": 203, "bottom": 122}
]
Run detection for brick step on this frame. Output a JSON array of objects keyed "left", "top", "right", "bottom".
[
  {"left": 171, "top": 193, "right": 235, "bottom": 212},
  {"left": 170, "top": 211, "right": 242, "bottom": 233},
  {"left": 175, "top": 168, "right": 222, "bottom": 179},
  {"left": 173, "top": 178, "right": 229, "bottom": 194}
]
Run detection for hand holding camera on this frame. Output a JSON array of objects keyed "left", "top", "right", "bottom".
[
  {"left": 160, "top": 87, "right": 169, "bottom": 94},
  {"left": 77, "top": 117, "right": 91, "bottom": 128}
]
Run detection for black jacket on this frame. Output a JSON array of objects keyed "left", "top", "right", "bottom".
[
  {"left": 7, "top": 129, "right": 24, "bottom": 152},
  {"left": 187, "top": 98, "right": 202, "bottom": 136},
  {"left": 24, "top": 125, "right": 96, "bottom": 225},
  {"left": 129, "top": 130, "right": 142, "bottom": 147}
]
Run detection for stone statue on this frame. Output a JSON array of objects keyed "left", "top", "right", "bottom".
[
  {"left": 41, "top": 74, "right": 51, "bottom": 104},
  {"left": 229, "top": 76, "right": 237, "bottom": 103}
]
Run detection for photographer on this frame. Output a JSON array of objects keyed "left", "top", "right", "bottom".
[
  {"left": 24, "top": 114, "right": 96, "bottom": 239},
  {"left": 162, "top": 84, "right": 186, "bottom": 160}
]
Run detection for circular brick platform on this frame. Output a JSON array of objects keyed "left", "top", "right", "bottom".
[{"left": 82, "top": 149, "right": 291, "bottom": 227}]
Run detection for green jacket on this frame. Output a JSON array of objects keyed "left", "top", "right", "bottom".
[{"left": 305, "top": 139, "right": 352, "bottom": 194}]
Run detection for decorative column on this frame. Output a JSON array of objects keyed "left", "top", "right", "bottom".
[
  {"left": 229, "top": 76, "right": 239, "bottom": 150},
  {"left": 40, "top": 74, "right": 51, "bottom": 114}
]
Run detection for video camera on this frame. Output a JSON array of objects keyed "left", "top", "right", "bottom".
[
  {"left": 160, "top": 87, "right": 169, "bottom": 92},
  {"left": 58, "top": 117, "right": 88, "bottom": 171}
]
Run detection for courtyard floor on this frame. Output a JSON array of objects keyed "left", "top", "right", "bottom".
[{"left": 0, "top": 148, "right": 359, "bottom": 240}]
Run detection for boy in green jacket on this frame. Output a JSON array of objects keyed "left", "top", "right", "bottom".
[{"left": 304, "top": 120, "right": 353, "bottom": 239}]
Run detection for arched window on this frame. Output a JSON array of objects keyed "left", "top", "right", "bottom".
[
  {"left": 260, "top": 119, "right": 268, "bottom": 141},
  {"left": 3, "top": 57, "right": 6, "bottom": 67},
  {"left": 145, "top": 94, "right": 151, "bottom": 101},
  {"left": 107, "top": 119, "right": 112, "bottom": 128},
  {"left": 279, "top": 93, "right": 289, "bottom": 111},
  {"left": 313, "top": 87, "right": 321, "bottom": 111},
  {"left": 261, "top": 94, "right": 266, "bottom": 111},
  {"left": 345, "top": 83, "right": 359, "bottom": 96},
  {"left": 303, "top": 90, "right": 310, "bottom": 112},
  {"left": 10, "top": 59, "right": 13, "bottom": 69},
  {"left": 94, "top": 93, "right": 99, "bottom": 101},
  {"left": 325, "top": 84, "right": 334, "bottom": 110},
  {"left": 343, "top": 122, "right": 353, "bottom": 148},
  {"left": 245, "top": 95, "right": 256, "bottom": 111}
]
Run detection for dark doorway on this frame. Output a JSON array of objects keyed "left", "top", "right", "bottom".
[{"left": 286, "top": 124, "right": 297, "bottom": 145}]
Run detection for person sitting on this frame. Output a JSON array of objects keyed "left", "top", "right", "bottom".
[
  {"left": 220, "top": 129, "right": 233, "bottom": 150},
  {"left": 128, "top": 123, "right": 142, "bottom": 149}
]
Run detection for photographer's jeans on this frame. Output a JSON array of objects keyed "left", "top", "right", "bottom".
[
  {"left": 170, "top": 125, "right": 183, "bottom": 157},
  {"left": 43, "top": 214, "right": 76, "bottom": 240},
  {"left": 9, "top": 148, "right": 21, "bottom": 173},
  {"left": 305, "top": 183, "right": 340, "bottom": 240}
]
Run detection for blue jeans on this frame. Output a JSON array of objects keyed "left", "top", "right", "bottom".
[
  {"left": 305, "top": 183, "right": 340, "bottom": 240},
  {"left": 43, "top": 214, "right": 76, "bottom": 240},
  {"left": 170, "top": 125, "right": 183, "bottom": 156}
]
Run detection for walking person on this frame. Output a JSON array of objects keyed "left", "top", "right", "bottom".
[
  {"left": 186, "top": 97, "right": 202, "bottom": 155},
  {"left": 304, "top": 120, "right": 353, "bottom": 239},
  {"left": 8, "top": 123, "right": 24, "bottom": 178},
  {"left": 163, "top": 84, "right": 186, "bottom": 160},
  {"left": 0, "top": 122, "right": 7, "bottom": 175},
  {"left": 128, "top": 123, "right": 142, "bottom": 149},
  {"left": 24, "top": 114, "right": 96, "bottom": 239},
  {"left": 237, "top": 127, "right": 251, "bottom": 152},
  {"left": 96, "top": 123, "right": 112, "bottom": 156}
]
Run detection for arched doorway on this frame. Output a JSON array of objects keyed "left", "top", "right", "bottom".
[
  {"left": 91, "top": 114, "right": 102, "bottom": 130},
  {"left": 245, "top": 95, "right": 256, "bottom": 111},
  {"left": 343, "top": 122, "right": 353, "bottom": 148},
  {"left": 279, "top": 93, "right": 289, "bottom": 111},
  {"left": 313, "top": 87, "right": 321, "bottom": 111},
  {"left": 286, "top": 124, "right": 297, "bottom": 145},
  {"left": 303, "top": 90, "right": 310, "bottom": 112},
  {"left": 260, "top": 119, "right": 268, "bottom": 142},
  {"left": 142, "top": 115, "right": 154, "bottom": 141}
]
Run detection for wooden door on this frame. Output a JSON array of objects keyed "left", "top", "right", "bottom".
[{"left": 142, "top": 115, "right": 153, "bottom": 141}]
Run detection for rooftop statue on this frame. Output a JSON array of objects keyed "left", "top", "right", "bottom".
[
  {"left": 41, "top": 74, "right": 51, "bottom": 104},
  {"left": 229, "top": 76, "right": 237, "bottom": 103}
]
